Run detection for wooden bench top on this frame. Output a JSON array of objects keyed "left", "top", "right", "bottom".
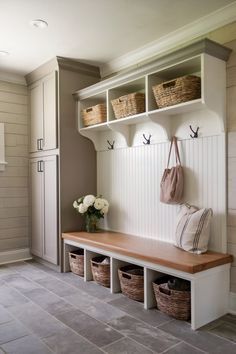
[{"left": 62, "top": 230, "right": 233, "bottom": 274}]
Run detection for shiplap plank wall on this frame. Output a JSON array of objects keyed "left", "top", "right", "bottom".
[
  {"left": 0, "top": 81, "right": 29, "bottom": 252},
  {"left": 98, "top": 135, "right": 226, "bottom": 252}
]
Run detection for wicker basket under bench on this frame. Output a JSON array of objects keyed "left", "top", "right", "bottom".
[
  {"left": 62, "top": 231, "right": 233, "bottom": 330},
  {"left": 69, "top": 249, "right": 84, "bottom": 276},
  {"left": 118, "top": 265, "right": 144, "bottom": 302},
  {"left": 91, "top": 256, "right": 110, "bottom": 288}
]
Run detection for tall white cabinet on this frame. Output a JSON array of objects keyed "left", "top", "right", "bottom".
[
  {"left": 30, "top": 72, "right": 57, "bottom": 153},
  {"left": 27, "top": 58, "right": 100, "bottom": 267},
  {"left": 30, "top": 155, "right": 58, "bottom": 264}
]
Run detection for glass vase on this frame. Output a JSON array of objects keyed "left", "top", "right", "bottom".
[{"left": 85, "top": 214, "right": 98, "bottom": 233}]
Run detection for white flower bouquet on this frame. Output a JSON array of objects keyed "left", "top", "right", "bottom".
[{"left": 73, "top": 194, "right": 109, "bottom": 232}]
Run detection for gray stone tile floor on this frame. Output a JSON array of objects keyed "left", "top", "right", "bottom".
[{"left": 0, "top": 261, "right": 235, "bottom": 354}]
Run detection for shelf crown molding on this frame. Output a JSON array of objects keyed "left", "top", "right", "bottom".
[
  {"left": 74, "top": 38, "right": 231, "bottom": 100},
  {"left": 57, "top": 57, "right": 100, "bottom": 78}
]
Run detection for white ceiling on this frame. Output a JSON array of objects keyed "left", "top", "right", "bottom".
[{"left": 0, "top": 0, "right": 235, "bottom": 78}]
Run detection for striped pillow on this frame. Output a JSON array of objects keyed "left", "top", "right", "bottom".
[{"left": 175, "top": 204, "right": 213, "bottom": 254}]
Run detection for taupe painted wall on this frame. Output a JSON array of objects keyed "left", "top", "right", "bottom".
[{"left": 0, "top": 81, "right": 29, "bottom": 252}]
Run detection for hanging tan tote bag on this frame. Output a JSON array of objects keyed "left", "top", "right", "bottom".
[{"left": 160, "top": 136, "right": 183, "bottom": 204}]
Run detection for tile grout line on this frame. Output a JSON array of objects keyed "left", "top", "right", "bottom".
[
  {"left": 0, "top": 346, "right": 7, "bottom": 354},
  {"left": 32, "top": 263, "right": 174, "bottom": 328},
  {"left": 158, "top": 340, "right": 185, "bottom": 354},
  {"left": 0, "top": 274, "right": 115, "bottom": 353},
  {"left": 18, "top": 266, "right": 178, "bottom": 339},
  {"left": 158, "top": 339, "right": 208, "bottom": 354},
  {"left": 205, "top": 328, "right": 236, "bottom": 345},
  {"left": 181, "top": 340, "right": 208, "bottom": 353},
  {"left": 102, "top": 336, "right": 156, "bottom": 353},
  {"left": 0, "top": 281, "right": 55, "bottom": 353},
  {"left": 0, "top": 314, "right": 54, "bottom": 353},
  {"left": 3, "top": 262, "right": 181, "bottom": 353},
  {"left": 6, "top": 262, "right": 236, "bottom": 351},
  {"left": 2, "top": 276, "right": 151, "bottom": 354}
]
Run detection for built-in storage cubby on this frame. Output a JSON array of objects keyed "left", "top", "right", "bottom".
[
  {"left": 79, "top": 92, "right": 107, "bottom": 129},
  {"left": 74, "top": 39, "right": 231, "bottom": 151},
  {"left": 147, "top": 56, "right": 201, "bottom": 112},
  {"left": 63, "top": 231, "right": 232, "bottom": 330},
  {"left": 63, "top": 239, "right": 194, "bottom": 323},
  {"left": 63, "top": 241, "right": 191, "bottom": 312}
]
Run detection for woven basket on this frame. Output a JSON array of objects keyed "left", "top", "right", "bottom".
[
  {"left": 91, "top": 256, "right": 110, "bottom": 288},
  {"left": 82, "top": 103, "right": 106, "bottom": 127},
  {"left": 69, "top": 250, "right": 84, "bottom": 277},
  {"left": 118, "top": 265, "right": 144, "bottom": 302},
  {"left": 153, "top": 282, "right": 191, "bottom": 320},
  {"left": 111, "top": 92, "right": 145, "bottom": 119},
  {"left": 152, "top": 75, "right": 201, "bottom": 109}
]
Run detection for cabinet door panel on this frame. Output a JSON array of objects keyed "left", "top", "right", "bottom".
[
  {"left": 30, "top": 159, "right": 43, "bottom": 257},
  {"left": 43, "top": 72, "right": 57, "bottom": 151},
  {"left": 43, "top": 155, "right": 58, "bottom": 264},
  {"left": 30, "top": 84, "right": 43, "bottom": 153}
]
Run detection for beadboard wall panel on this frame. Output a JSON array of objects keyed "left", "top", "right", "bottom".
[
  {"left": 98, "top": 135, "right": 226, "bottom": 252},
  {"left": 0, "top": 80, "right": 29, "bottom": 253}
]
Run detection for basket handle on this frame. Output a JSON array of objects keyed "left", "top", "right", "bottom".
[
  {"left": 159, "top": 287, "right": 171, "bottom": 296},
  {"left": 122, "top": 273, "right": 131, "bottom": 280},
  {"left": 92, "top": 262, "right": 99, "bottom": 267},
  {"left": 162, "top": 80, "right": 176, "bottom": 89},
  {"left": 86, "top": 107, "right": 93, "bottom": 113},
  {"left": 70, "top": 254, "right": 76, "bottom": 259}
]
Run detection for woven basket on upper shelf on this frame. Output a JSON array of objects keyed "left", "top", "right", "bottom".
[
  {"left": 82, "top": 103, "right": 106, "bottom": 127},
  {"left": 118, "top": 265, "right": 144, "bottom": 302},
  {"left": 69, "top": 249, "right": 84, "bottom": 277},
  {"left": 152, "top": 282, "right": 191, "bottom": 320},
  {"left": 91, "top": 256, "right": 110, "bottom": 288},
  {"left": 111, "top": 92, "right": 145, "bottom": 119},
  {"left": 152, "top": 75, "right": 201, "bottom": 109}
]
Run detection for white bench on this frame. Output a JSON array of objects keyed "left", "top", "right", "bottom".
[{"left": 62, "top": 230, "right": 233, "bottom": 330}]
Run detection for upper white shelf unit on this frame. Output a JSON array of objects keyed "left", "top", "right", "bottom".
[{"left": 74, "top": 39, "right": 231, "bottom": 151}]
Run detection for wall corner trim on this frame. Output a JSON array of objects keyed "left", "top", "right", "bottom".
[{"left": 0, "top": 248, "right": 32, "bottom": 265}]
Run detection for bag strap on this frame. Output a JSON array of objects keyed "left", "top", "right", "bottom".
[{"left": 167, "top": 136, "right": 181, "bottom": 167}]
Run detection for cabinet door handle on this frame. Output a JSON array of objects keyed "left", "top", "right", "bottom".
[
  {"left": 39, "top": 138, "right": 43, "bottom": 150},
  {"left": 39, "top": 160, "right": 44, "bottom": 172},
  {"left": 37, "top": 161, "right": 40, "bottom": 172},
  {"left": 37, "top": 139, "right": 40, "bottom": 151}
]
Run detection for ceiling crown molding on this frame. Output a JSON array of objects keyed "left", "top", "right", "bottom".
[
  {"left": 100, "top": 1, "right": 236, "bottom": 78},
  {"left": 0, "top": 71, "right": 26, "bottom": 85}
]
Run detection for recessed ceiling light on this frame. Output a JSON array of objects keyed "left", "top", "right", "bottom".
[
  {"left": 0, "top": 51, "right": 10, "bottom": 56},
  {"left": 30, "top": 19, "right": 48, "bottom": 29}
]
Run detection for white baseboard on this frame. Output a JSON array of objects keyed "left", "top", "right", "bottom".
[
  {"left": 228, "top": 292, "right": 236, "bottom": 315},
  {"left": 0, "top": 248, "right": 32, "bottom": 265}
]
